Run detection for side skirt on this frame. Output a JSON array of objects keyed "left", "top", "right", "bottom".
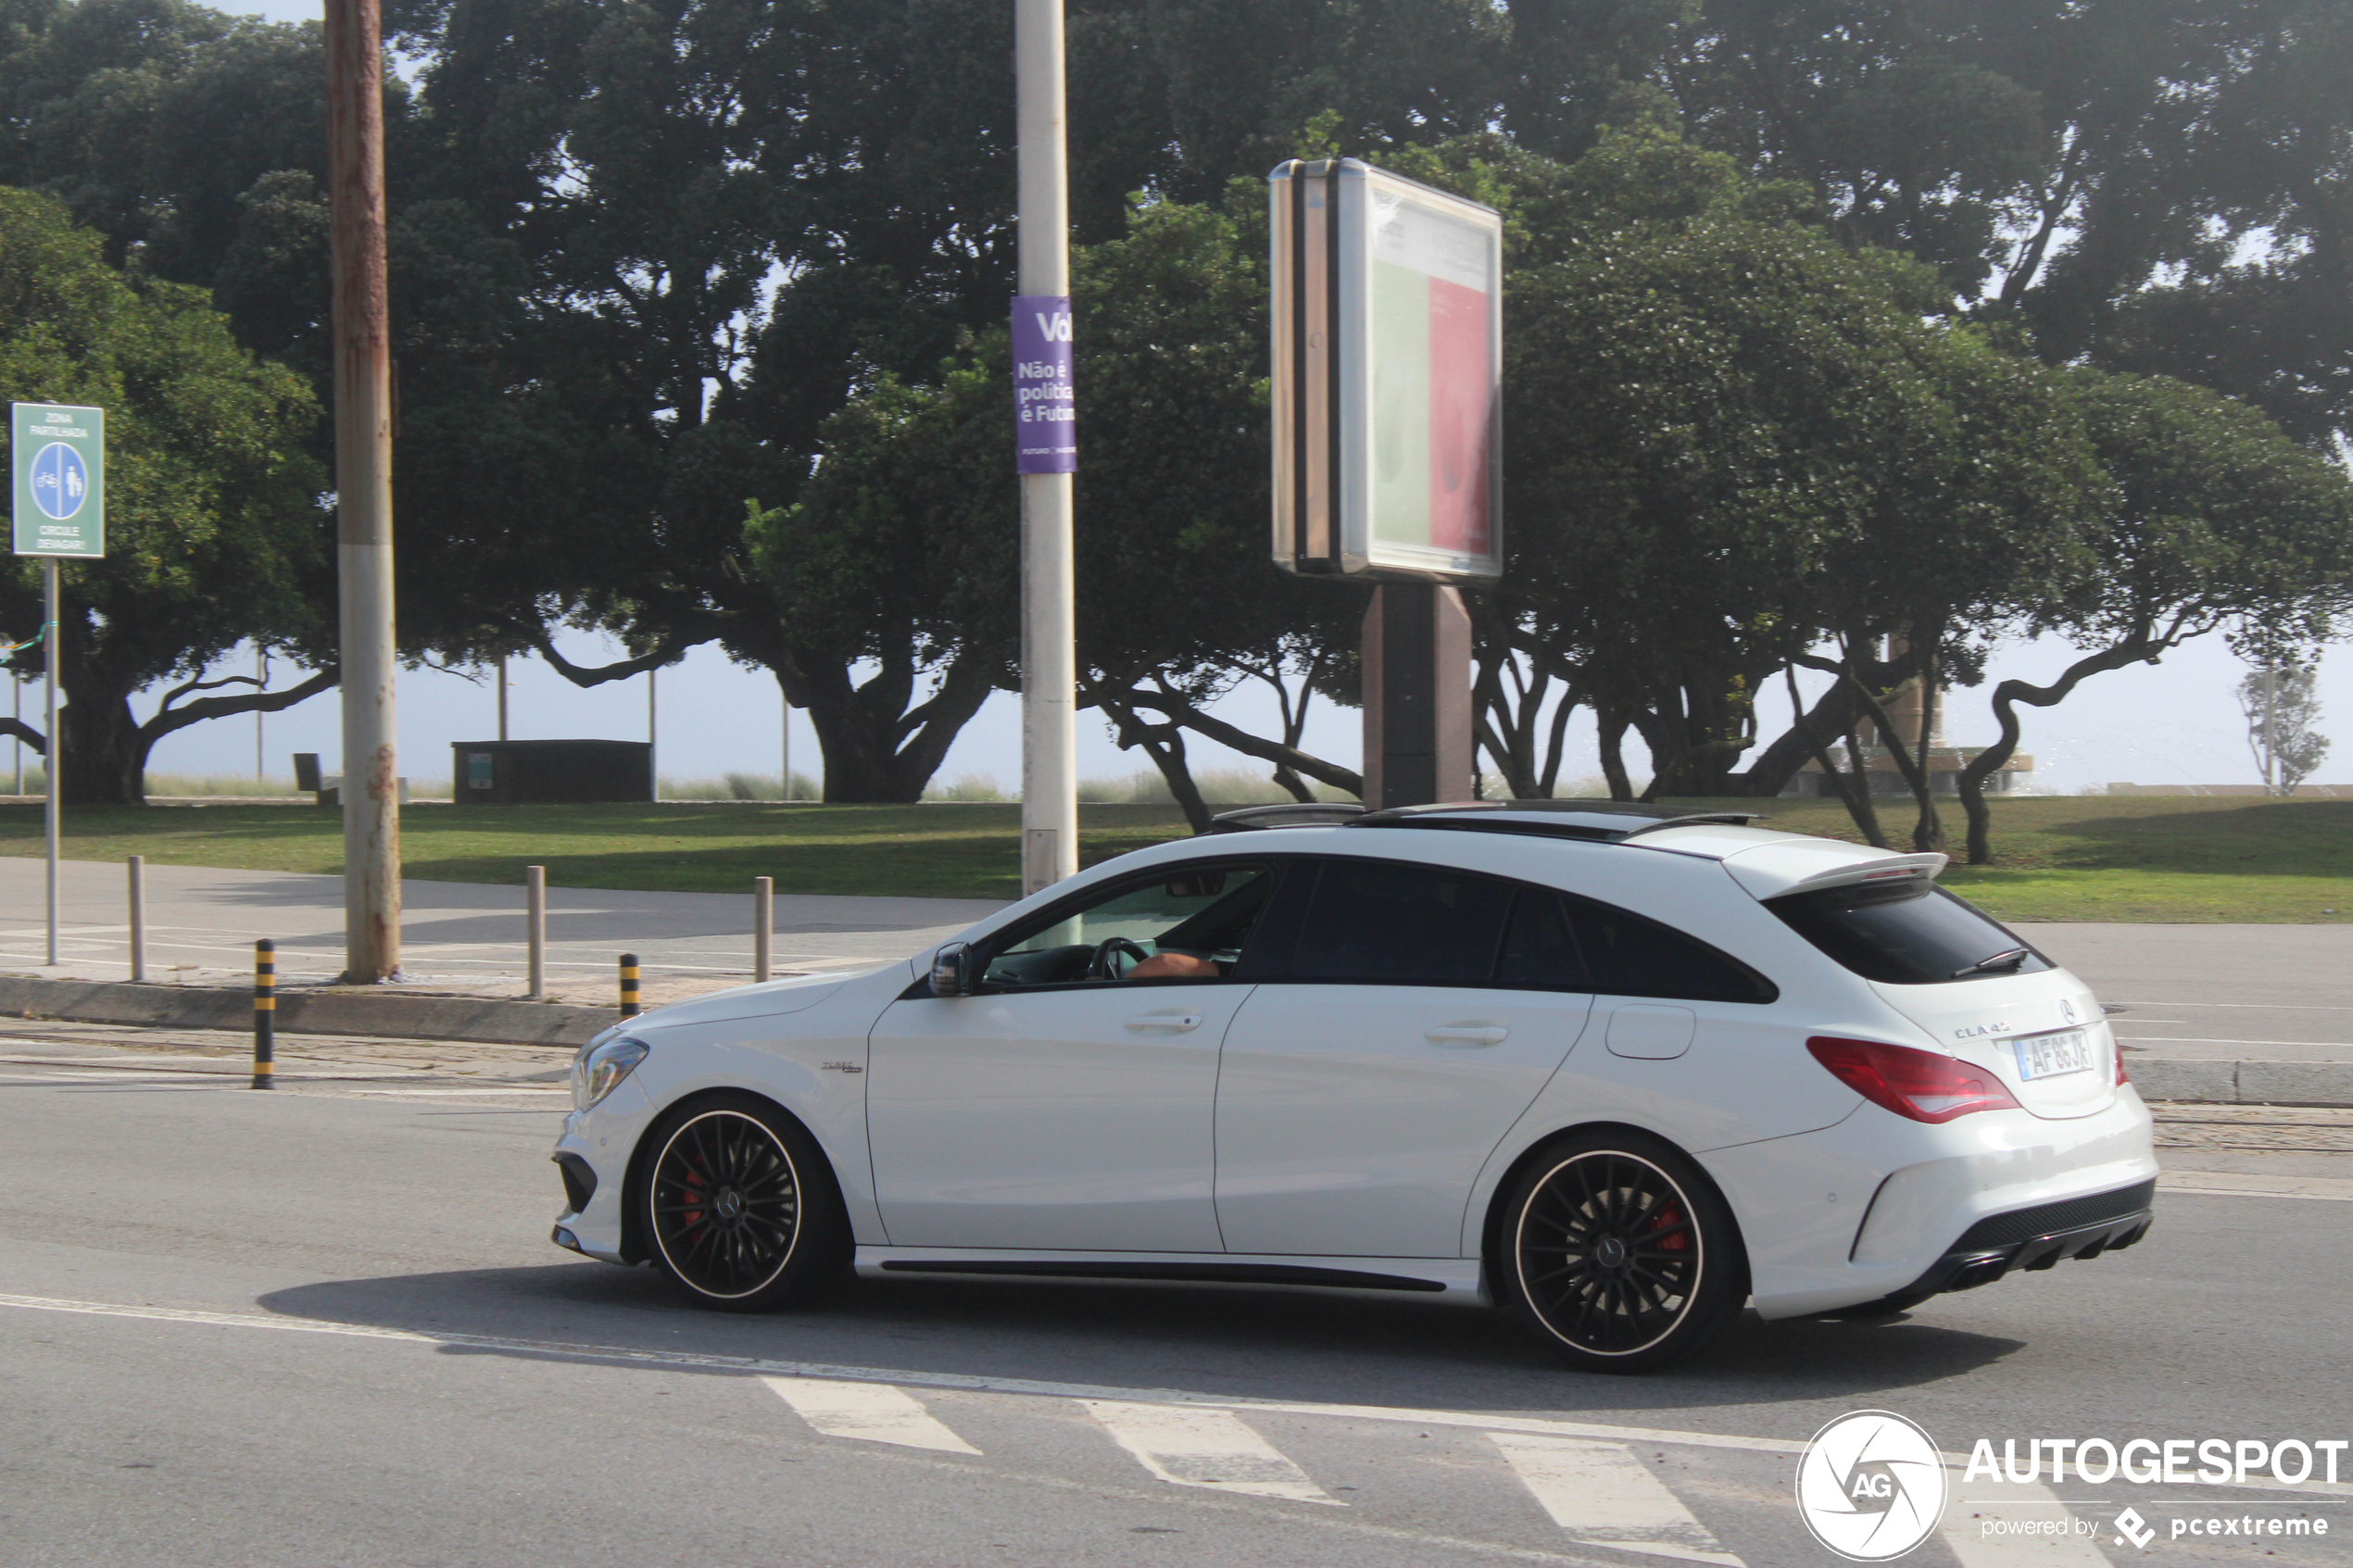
[{"left": 853, "top": 1247, "right": 1490, "bottom": 1304}]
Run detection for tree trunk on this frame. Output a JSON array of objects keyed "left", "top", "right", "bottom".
[
  {"left": 786, "top": 653, "right": 997, "bottom": 803},
  {"left": 1598, "top": 708, "right": 1635, "bottom": 801},
  {"left": 1956, "top": 634, "right": 2171, "bottom": 863},
  {"left": 1100, "top": 696, "right": 1213, "bottom": 832},
  {"left": 1782, "top": 664, "right": 1888, "bottom": 848}
]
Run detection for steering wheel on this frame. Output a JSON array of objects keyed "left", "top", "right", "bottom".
[{"left": 1087, "top": 936, "right": 1152, "bottom": 980}]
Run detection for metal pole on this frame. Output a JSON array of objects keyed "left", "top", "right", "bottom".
[
  {"left": 327, "top": 0, "right": 399, "bottom": 982},
  {"left": 255, "top": 646, "right": 266, "bottom": 780},
  {"left": 780, "top": 691, "right": 790, "bottom": 801},
  {"left": 648, "top": 666, "right": 658, "bottom": 803},
  {"left": 11, "top": 666, "right": 19, "bottom": 796},
  {"left": 754, "top": 874, "right": 773, "bottom": 983},
  {"left": 618, "top": 952, "right": 640, "bottom": 1019},
  {"left": 1016, "top": 0, "right": 1077, "bottom": 897},
  {"left": 251, "top": 938, "right": 276, "bottom": 1089},
  {"left": 2263, "top": 664, "right": 2278, "bottom": 795},
  {"left": 525, "top": 863, "right": 545, "bottom": 1000},
  {"left": 497, "top": 653, "right": 509, "bottom": 742},
  {"left": 44, "top": 557, "right": 58, "bottom": 966},
  {"left": 127, "top": 854, "right": 145, "bottom": 982}
]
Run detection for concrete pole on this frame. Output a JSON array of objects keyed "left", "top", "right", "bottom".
[
  {"left": 497, "top": 654, "right": 509, "bottom": 742},
  {"left": 525, "top": 864, "right": 545, "bottom": 1000},
  {"left": 1016, "top": 0, "right": 1077, "bottom": 896},
  {"left": 648, "top": 665, "right": 659, "bottom": 802},
  {"left": 43, "top": 558, "right": 58, "bottom": 966},
  {"left": 753, "top": 874, "right": 773, "bottom": 983},
  {"left": 127, "top": 854, "right": 145, "bottom": 983},
  {"left": 326, "top": 0, "right": 399, "bottom": 982}
]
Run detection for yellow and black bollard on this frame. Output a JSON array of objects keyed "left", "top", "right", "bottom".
[
  {"left": 619, "top": 952, "right": 641, "bottom": 1019},
  {"left": 251, "top": 938, "right": 276, "bottom": 1089}
]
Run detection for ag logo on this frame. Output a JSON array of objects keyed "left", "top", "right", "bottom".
[{"left": 1794, "top": 1411, "right": 1948, "bottom": 1561}]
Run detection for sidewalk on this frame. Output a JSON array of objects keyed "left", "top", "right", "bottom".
[{"left": 0, "top": 856, "right": 1002, "bottom": 1009}]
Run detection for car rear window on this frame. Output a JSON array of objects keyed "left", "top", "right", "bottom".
[
  {"left": 1562, "top": 896, "right": 1777, "bottom": 1003},
  {"left": 1768, "top": 880, "right": 2051, "bottom": 985}
]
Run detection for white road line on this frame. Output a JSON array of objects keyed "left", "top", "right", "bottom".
[
  {"left": 2115, "top": 1035, "right": 2353, "bottom": 1048},
  {"left": 1490, "top": 1434, "right": 1743, "bottom": 1566},
  {"left": 761, "top": 1376, "right": 980, "bottom": 1453},
  {"left": 2122, "top": 1001, "right": 2353, "bottom": 1013},
  {"left": 2, "top": 1290, "right": 2344, "bottom": 1505},
  {"left": 1939, "top": 1482, "right": 2109, "bottom": 1566},
  {"left": 1083, "top": 1399, "right": 1341, "bottom": 1505}
]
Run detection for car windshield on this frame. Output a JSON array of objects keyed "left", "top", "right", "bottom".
[{"left": 1768, "top": 880, "right": 2052, "bottom": 985}]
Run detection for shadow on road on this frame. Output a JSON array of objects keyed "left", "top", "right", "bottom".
[{"left": 257, "top": 1260, "right": 2024, "bottom": 1424}]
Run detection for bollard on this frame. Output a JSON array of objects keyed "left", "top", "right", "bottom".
[
  {"left": 127, "top": 855, "right": 146, "bottom": 983},
  {"left": 754, "top": 875, "right": 773, "bottom": 984},
  {"left": 525, "top": 865, "right": 547, "bottom": 1001},
  {"left": 619, "top": 952, "right": 641, "bottom": 1018},
  {"left": 251, "top": 938, "right": 275, "bottom": 1089}
]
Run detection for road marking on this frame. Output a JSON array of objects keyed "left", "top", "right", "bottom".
[
  {"left": 1084, "top": 1399, "right": 1341, "bottom": 1504},
  {"left": 2158, "top": 1170, "right": 2353, "bottom": 1202},
  {"left": 1940, "top": 1481, "right": 2109, "bottom": 1566},
  {"left": 2, "top": 1290, "right": 2344, "bottom": 1505},
  {"left": 2116, "top": 1035, "right": 2353, "bottom": 1048},
  {"left": 761, "top": 1375, "right": 980, "bottom": 1453},
  {"left": 1491, "top": 1434, "right": 1743, "bottom": 1565}
]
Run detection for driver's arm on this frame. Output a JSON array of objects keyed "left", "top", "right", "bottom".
[{"left": 1125, "top": 951, "right": 1221, "bottom": 981}]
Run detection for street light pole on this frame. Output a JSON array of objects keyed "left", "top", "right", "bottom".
[
  {"left": 326, "top": 0, "right": 399, "bottom": 981},
  {"left": 1015, "top": 0, "right": 1076, "bottom": 896}
]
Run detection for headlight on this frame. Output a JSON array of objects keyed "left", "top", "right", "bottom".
[{"left": 572, "top": 1035, "right": 649, "bottom": 1110}]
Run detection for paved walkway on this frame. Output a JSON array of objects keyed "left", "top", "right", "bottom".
[
  {"left": 0, "top": 858, "right": 1002, "bottom": 1008},
  {"left": 5, "top": 858, "right": 2347, "bottom": 1058}
]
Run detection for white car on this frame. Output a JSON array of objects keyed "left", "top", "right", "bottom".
[{"left": 549, "top": 801, "right": 2157, "bottom": 1373}]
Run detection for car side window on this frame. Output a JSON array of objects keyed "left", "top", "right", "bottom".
[
  {"left": 1290, "top": 859, "right": 1514, "bottom": 985},
  {"left": 981, "top": 863, "right": 1274, "bottom": 988},
  {"left": 1565, "top": 894, "right": 1777, "bottom": 1004},
  {"left": 1495, "top": 888, "right": 1592, "bottom": 990}
]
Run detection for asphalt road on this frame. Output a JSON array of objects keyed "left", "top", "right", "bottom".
[{"left": 2, "top": 1032, "right": 2347, "bottom": 1567}]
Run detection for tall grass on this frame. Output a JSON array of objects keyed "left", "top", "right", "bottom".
[{"left": 660, "top": 771, "right": 824, "bottom": 801}]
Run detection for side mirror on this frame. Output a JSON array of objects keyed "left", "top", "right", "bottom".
[{"left": 929, "top": 941, "right": 975, "bottom": 997}]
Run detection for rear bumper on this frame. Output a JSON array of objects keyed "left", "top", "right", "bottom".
[{"left": 1889, "top": 1179, "right": 2155, "bottom": 1304}]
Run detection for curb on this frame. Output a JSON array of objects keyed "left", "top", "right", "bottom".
[
  {"left": 0, "top": 976, "right": 610, "bottom": 1049},
  {"left": 2132, "top": 1056, "right": 2353, "bottom": 1109}
]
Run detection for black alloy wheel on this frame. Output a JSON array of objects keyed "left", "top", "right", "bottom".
[
  {"left": 1502, "top": 1131, "right": 1746, "bottom": 1374},
  {"left": 640, "top": 1094, "right": 847, "bottom": 1311}
]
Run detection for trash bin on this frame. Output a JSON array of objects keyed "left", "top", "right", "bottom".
[{"left": 450, "top": 740, "right": 654, "bottom": 804}]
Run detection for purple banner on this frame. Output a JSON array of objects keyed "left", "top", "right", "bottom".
[{"left": 1012, "top": 295, "right": 1076, "bottom": 473}]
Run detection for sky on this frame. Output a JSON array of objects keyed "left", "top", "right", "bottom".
[
  {"left": 93, "top": 0, "right": 2342, "bottom": 797},
  {"left": 15, "top": 621, "right": 2337, "bottom": 797}
]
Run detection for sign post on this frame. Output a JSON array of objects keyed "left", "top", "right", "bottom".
[
  {"left": 11, "top": 401, "right": 107, "bottom": 965},
  {"left": 1269, "top": 159, "right": 1503, "bottom": 807}
]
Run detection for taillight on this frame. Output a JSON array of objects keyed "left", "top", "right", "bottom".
[{"left": 1806, "top": 1036, "right": 2022, "bottom": 1123}]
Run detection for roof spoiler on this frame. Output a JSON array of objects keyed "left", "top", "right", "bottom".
[
  {"left": 1766, "top": 852, "right": 1949, "bottom": 898},
  {"left": 1201, "top": 802, "right": 1368, "bottom": 834}
]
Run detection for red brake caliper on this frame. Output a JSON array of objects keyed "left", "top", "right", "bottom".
[{"left": 1652, "top": 1203, "right": 1687, "bottom": 1252}]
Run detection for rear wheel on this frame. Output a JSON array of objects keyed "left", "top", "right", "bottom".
[
  {"left": 1498, "top": 1130, "right": 1746, "bottom": 1374},
  {"left": 639, "top": 1093, "right": 848, "bottom": 1311}
]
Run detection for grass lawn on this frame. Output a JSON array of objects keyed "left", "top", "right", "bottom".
[{"left": 0, "top": 793, "right": 2347, "bottom": 920}]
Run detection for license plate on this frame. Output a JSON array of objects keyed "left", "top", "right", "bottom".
[{"left": 2013, "top": 1029, "right": 2095, "bottom": 1082}]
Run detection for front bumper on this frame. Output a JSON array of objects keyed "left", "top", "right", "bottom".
[{"left": 548, "top": 1075, "right": 659, "bottom": 1263}]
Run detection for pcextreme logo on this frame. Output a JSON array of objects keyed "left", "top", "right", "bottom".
[{"left": 1795, "top": 1411, "right": 1950, "bottom": 1561}]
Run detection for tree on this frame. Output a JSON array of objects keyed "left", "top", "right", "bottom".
[
  {"left": 2235, "top": 663, "right": 2331, "bottom": 794},
  {"left": 0, "top": 187, "right": 333, "bottom": 804},
  {"left": 1954, "top": 370, "right": 2353, "bottom": 860}
]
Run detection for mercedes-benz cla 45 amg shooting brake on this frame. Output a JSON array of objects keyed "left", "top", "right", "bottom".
[{"left": 549, "top": 802, "right": 2156, "bottom": 1373}]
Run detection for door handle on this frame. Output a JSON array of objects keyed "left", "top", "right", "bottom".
[
  {"left": 1126, "top": 1011, "right": 1203, "bottom": 1033},
  {"left": 1426, "top": 1022, "right": 1508, "bottom": 1047}
]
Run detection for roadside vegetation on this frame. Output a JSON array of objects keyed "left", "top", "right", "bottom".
[{"left": 3, "top": 795, "right": 2346, "bottom": 921}]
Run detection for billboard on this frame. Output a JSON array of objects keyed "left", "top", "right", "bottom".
[{"left": 1270, "top": 159, "right": 1501, "bottom": 581}]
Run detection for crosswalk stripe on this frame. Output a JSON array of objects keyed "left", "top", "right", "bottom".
[
  {"left": 1490, "top": 1433, "right": 1746, "bottom": 1566},
  {"left": 1083, "top": 1399, "right": 1342, "bottom": 1505},
  {"left": 761, "top": 1376, "right": 980, "bottom": 1454},
  {"left": 1940, "top": 1481, "right": 2111, "bottom": 1567}
]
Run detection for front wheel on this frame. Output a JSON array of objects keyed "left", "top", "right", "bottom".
[
  {"left": 638, "top": 1093, "right": 849, "bottom": 1311},
  {"left": 1497, "top": 1130, "right": 1747, "bottom": 1374}
]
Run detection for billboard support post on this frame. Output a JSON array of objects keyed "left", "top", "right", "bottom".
[
  {"left": 43, "top": 558, "right": 57, "bottom": 961},
  {"left": 1014, "top": 0, "right": 1076, "bottom": 893},
  {"left": 326, "top": 0, "right": 399, "bottom": 982},
  {"left": 1269, "top": 159, "right": 1502, "bottom": 807}
]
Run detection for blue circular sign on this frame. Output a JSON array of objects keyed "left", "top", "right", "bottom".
[{"left": 31, "top": 441, "right": 88, "bottom": 521}]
